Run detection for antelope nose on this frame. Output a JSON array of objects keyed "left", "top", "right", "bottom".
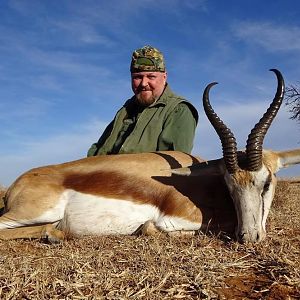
[
  {"left": 237, "top": 231, "right": 265, "bottom": 243},
  {"left": 255, "top": 232, "right": 261, "bottom": 242},
  {"left": 237, "top": 232, "right": 246, "bottom": 243},
  {"left": 255, "top": 230, "right": 266, "bottom": 242}
]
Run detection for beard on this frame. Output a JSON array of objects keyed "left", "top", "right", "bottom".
[{"left": 135, "top": 90, "right": 158, "bottom": 106}]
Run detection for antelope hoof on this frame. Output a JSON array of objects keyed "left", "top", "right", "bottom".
[
  {"left": 167, "top": 230, "right": 196, "bottom": 237},
  {"left": 135, "top": 220, "right": 162, "bottom": 236},
  {"left": 42, "top": 224, "right": 65, "bottom": 244}
]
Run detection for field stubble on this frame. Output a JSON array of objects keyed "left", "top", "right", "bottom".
[{"left": 0, "top": 179, "right": 299, "bottom": 299}]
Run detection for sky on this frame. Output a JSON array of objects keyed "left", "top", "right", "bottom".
[{"left": 0, "top": 0, "right": 300, "bottom": 187}]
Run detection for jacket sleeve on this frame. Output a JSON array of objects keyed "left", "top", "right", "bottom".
[{"left": 157, "top": 102, "right": 198, "bottom": 153}]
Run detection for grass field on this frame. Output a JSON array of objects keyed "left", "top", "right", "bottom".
[{"left": 0, "top": 179, "right": 299, "bottom": 299}]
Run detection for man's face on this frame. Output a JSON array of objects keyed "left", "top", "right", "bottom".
[{"left": 131, "top": 71, "right": 167, "bottom": 106}]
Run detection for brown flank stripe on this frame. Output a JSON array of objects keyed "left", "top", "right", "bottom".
[{"left": 63, "top": 170, "right": 199, "bottom": 221}]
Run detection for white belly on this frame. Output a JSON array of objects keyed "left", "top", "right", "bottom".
[
  {"left": 56, "top": 190, "right": 201, "bottom": 236},
  {"left": 59, "top": 190, "right": 161, "bottom": 236}
]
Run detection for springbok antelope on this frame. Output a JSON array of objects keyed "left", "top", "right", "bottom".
[{"left": 1, "top": 69, "right": 299, "bottom": 243}]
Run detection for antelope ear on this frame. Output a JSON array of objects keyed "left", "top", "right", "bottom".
[
  {"left": 171, "top": 167, "right": 192, "bottom": 176},
  {"left": 277, "top": 148, "right": 300, "bottom": 169},
  {"left": 171, "top": 159, "right": 223, "bottom": 177}
]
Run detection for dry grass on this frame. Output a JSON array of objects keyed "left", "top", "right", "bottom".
[{"left": 0, "top": 180, "right": 299, "bottom": 299}]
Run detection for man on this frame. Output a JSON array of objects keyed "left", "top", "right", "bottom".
[{"left": 87, "top": 45, "right": 198, "bottom": 156}]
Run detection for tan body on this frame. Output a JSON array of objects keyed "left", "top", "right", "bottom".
[
  {"left": 1, "top": 151, "right": 236, "bottom": 242},
  {"left": 1, "top": 148, "right": 300, "bottom": 242}
]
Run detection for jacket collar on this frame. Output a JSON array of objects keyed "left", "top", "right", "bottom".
[{"left": 148, "top": 84, "right": 174, "bottom": 107}]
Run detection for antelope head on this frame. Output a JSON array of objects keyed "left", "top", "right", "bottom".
[{"left": 204, "top": 69, "right": 287, "bottom": 242}]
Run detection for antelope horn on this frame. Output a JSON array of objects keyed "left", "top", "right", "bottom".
[
  {"left": 246, "top": 69, "right": 285, "bottom": 171},
  {"left": 203, "top": 82, "right": 239, "bottom": 174}
]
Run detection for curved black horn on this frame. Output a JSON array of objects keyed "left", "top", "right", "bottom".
[
  {"left": 203, "top": 82, "right": 239, "bottom": 174},
  {"left": 246, "top": 69, "right": 285, "bottom": 171}
]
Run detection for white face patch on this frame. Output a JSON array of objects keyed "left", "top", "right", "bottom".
[
  {"left": 224, "top": 165, "right": 274, "bottom": 242},
  {"left": 252, "top": 166, "right": 274, "bottom": 231}
]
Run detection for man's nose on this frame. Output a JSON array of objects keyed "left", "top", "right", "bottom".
[{"left": 141, "top": 77, "right": 149, "bottom": 87}]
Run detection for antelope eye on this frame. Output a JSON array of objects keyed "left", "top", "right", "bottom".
[
  {"left": 262, "top": 173, "right": 272, "bottom": 195},
  {"left": 261, "top": 180, "right": 271, "bottom": 198},
  {"left": 263, "top": 182, "right": 270, "bottom": 191}
]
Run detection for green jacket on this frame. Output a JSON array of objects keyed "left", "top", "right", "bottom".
[{"left": 87, "top": 85, "right": 198, "bottom": 156}]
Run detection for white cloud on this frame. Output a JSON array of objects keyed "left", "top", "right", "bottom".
[
  {"left": 0, "top": 97, "right": 53, "bottom": 122},
  {"left": 0, "top": 119, "right": 108, "bottom": 187},
  {"left": 50, "top": 20, "right": 116, "bottom": 46},
  {"left": 8, "top": 0, "right": 45, "bottom": 15},
  {"left": 233, "top": 21, "right": 300, "bottom": 51}
]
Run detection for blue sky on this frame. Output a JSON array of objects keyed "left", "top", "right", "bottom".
[{"left": 0, "top": 0, "right": 300, "bottom": 186}]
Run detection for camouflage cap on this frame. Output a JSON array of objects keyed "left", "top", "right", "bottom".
[{"left": 130, "top": 45, "right": 166, "bottom": 73}]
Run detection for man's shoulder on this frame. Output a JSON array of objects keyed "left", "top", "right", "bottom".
[
  {"left": 175, "top": 101, "right": 199, "bottom": 123},
  {"left": 163, "top": 85, "right": 193, "bottom": 105},
  {"left": 163, "top": 86, "right": 198, "bottom": 122}
]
